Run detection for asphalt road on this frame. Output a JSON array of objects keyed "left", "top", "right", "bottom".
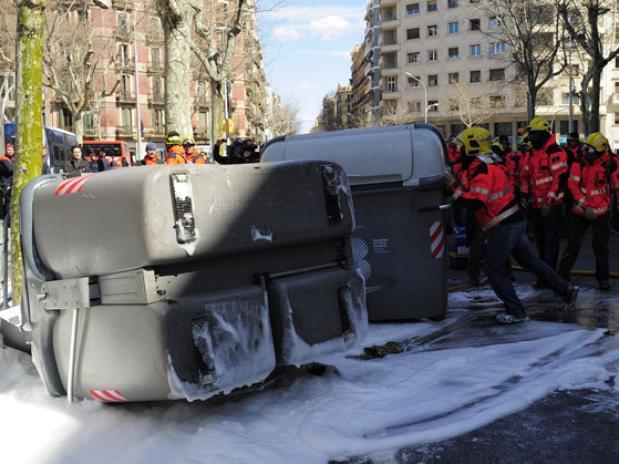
[{"left": 335, "top": 229, "right": 619, "bottom": 464}]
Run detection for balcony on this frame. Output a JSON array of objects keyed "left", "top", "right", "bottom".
[{"left": 115, "top": 90, "right": 136, "bottom": 104}]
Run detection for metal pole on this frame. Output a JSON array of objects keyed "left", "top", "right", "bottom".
[
  {"left": 568, "top": 49, "right": 574, "bottom": 133},
  {"left": 133, "top": 9, "right": 143, "bottom": 161},
  {"left": 209, "top": 81, "right": 215, "bottom": 160}
]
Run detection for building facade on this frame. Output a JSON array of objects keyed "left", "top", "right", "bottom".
[
  {"left": 0, "top": 0, "right": 273, "bottom": 153},
  {"left": 349, "top": 0, "right": 619, "bottom": 148}
]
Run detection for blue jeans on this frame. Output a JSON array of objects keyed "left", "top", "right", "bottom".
[{"left": 484, "top": 219, "right": 568, "bottom": 317}]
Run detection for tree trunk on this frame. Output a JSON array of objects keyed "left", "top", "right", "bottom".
[
  {"left": 527, "top": 86, "right": 536, "bottom": 120},
  {"left": 210, "top": 80, "right": 225, "bottom": 141},
  {"left": 588, "top": 70, "right": 602, "bottom": 133},
  {"left": 580, "top": 79, "right": 591, "bottom": 135},
  {"left": 12, "top": 1, "right": 45, "bottom": 305},
  {"left": 163, "top": 13, "right": 192, "bottom": 139},
  {"left": 73, "top": 112, "right": 84, "bottom": 144}
]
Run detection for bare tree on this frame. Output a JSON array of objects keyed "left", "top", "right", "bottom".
[
  {"left": 447, "top": 83, "right": 495, "bottom": 127},
  {"left": 483, "top": 0, "right": 566, "bottom": 119},
  {"left": 558, "top": 0, "right": 619, "bottom": 133},
  {"left": 43, "top": 0, "right": 117, "bottom": 142},
  {"left": 267, "top": 97, "right": 299, "bottom": 137}
]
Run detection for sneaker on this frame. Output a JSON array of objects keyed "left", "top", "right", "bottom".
[
  {"left": 496, "top": 313, "right": 529, "bottom": 324},
  {"left": 561, "top": 285, "right": 579, "bottom": 304},
  {"left": 599, "top": 281, "right": 611, "bottom": 291}
]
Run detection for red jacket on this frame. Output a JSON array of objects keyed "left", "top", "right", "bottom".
[
  {"left": 461, "top": 157, "right": 521, "bottom": 231},
  {"left": 569, "top": 152, "right": 619, "bottom": 217},
  {"left": 520, "top": 134, "right": 568, "bottom": 208},
  {"left": 505, "top": 150, "right": 522, "bottom": 188}
]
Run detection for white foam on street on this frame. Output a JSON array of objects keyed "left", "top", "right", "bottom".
[{"left": 1, "top": 293, "right": 617, "bottom": 464}]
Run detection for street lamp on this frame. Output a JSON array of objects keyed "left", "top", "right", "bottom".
[{"left": 405, "top": 72, "right": 428, "bottom": 124}]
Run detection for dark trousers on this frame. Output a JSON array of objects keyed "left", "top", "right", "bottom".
[
  {"left": 484, "top": 219, "right": 568, "bottom": 317},
  {"left": 530, "top": 205, "right": 562, "bottom": 270},
  {"left": 558, "top": 213, "right": 610, "bottom": 282},
  {"left": 468, "top": 220, "right": 484, "bottom": 281}
]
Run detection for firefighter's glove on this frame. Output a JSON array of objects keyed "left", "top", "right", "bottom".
[
  {"left": 541, "top": 204, "right": 551, "bottom": 218},
  {"left": 584, "top": 207, "right": 597, "bottom": 222}
]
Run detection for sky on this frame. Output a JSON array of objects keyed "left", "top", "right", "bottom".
[{"left": 256, "top": 0, "right": 366, "bottom": 133}]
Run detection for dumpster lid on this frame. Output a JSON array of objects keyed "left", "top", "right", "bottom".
[{"left": 261, "top": 125, "right": 445, "bottom": 187}]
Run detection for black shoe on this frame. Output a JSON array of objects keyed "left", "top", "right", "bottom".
[{"left": 561, "top": 285, "right": 579, "bottom": 304}]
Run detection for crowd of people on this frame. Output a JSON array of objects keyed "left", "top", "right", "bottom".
[{"left": 447, "top": 118, "right": 619, "bottom": 324}]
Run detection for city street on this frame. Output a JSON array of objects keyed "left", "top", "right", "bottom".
[{"left": 336, "top": 229, "right": 619, "bottom": 464}]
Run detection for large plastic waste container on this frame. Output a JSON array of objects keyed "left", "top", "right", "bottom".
[
  {"left": 261, "top": 124, "right": 448, "bottom": 321},
  {"left": 20, "top": 162, "right": 367, "bottom": 402}
]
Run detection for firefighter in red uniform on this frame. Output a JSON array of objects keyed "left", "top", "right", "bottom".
[
  {"left": 565, "top": 132, "right": 582, "bottom": 164},
  {"left": 519, "top": 117, "right": 569, "bottom": 281},
  {"left": 164, "top": 132, "right": 187, "bottom": 164},
  {"left": 558, "top": 133, "right": 619, "bottom": 291},
  {"left": 452, "top": 127, "right": 577, "bottom": 323}
]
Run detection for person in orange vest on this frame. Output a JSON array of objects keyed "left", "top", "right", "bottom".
[
  {"left": 519, "top": 117, "right": 569, "bottom": 284},
  {"left": 0, "top": 143, "right": 14, "bottom": 179},
  {"left": 451, "top": 126, "right": 577, "bottom": 323},
  {"left": 558, "top": 133, "right": 619, "bottom": 291},
  {"left": 183, "top": 138, "right": 207, "bottom": 164},
  {"left": 164, "top": 132, "right": 187, "bottom": 164},
  {"left": 141, "top": 142, "right": 161, "bottom": 165}
]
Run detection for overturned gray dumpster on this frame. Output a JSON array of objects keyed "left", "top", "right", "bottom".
[
  {"left": 261, "top": 125, "right": 448, "bottom": 321},
  {"left": 20, "top": 162, "right": 367, "bottom": 403}
]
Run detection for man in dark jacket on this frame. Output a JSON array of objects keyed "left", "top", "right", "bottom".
[{"left": 63, "top": 145, "right": 92, "bottom": 178}]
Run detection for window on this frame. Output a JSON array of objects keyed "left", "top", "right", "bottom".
[
  {"left": 538, "top": 89, "right": 553, "bottom": 105},
  {"left": 408, "top": 101, "right": 422, "bottom": 113},
  {"left": 406, "top": 3, "right": 420, "bottom": 15},
  {"left": 152, "top": 109, "right": 165, "bottom": 133},
  {"left": 448, "top": 0, "right": 458, "bottom": 8},
  {"left": 407, "top": 52, "right": 421, "bottom": 63},
  {"left": 489, "top": 41, "right": 507, "bottom": 55},
  {"left": 448, "top": 47, "right": 459, "bottom": 59},
  {"left": 121, "top": 107, "right": 133, "bottom": 128},
  {"left": 428, "top": 74, "right": 438, "bottom": 86},
  {"left": 561, "top": 92, "right": 580, "bottom": 104},
  {"left": 84, "top": 113, "right": 94, "bottom": 131},
  {"left": 615, "top": 82, "right": 619, "bottom": 94},
  {"left": 427, "top": 0, "right": 437, "bottom": 12},
  {"left": 428, "top": 100, "right": 439, "bottom": 112},
  {"left": 383, "top": 100, "right": 397, "bottom": 115},
  {"left": 0, "top": 73, "right": 15, "bottom": 100},
  {"left": 408, "top": 75, "right": 421, "bottom": 87},
  {"left": 489, "top": 96, "right": 505, "bottom": 108},
  {"left": 470, "top": 70, "right": 481, "bottom": 83},
  {"left": 59, "top": 108, "right": 73, "bottom": 130},
  {"left": 117, "top": 12, "right": 128, "bottom": 28},
  {"left": 119, "top": 43, "right": 130, "bottom": 66},
  {"left": 449, "top": 72, "right": 459, "bottom": 84},
  {"left": 616, "top": 56, "right": 619, "bottom": 68},
  {"left": 383, "top": 52, "right": 398, "bottom": 68},
  {"left": 407, "top": 28, "right": 420, "bottom": 40},
  {"left": 120, "top": 74, "right": 132, "bottom": 95},
  {"left": 448, "top": 21, "right": 459, "bottom": 34},
  {"left": 615, "top": 113, "right": 619, "bottom": 125},
  {"left": 569, "top": 64, "right": 579, "bottom": 76},
  {"left": 384, "top": 76, "right": 398, "bottom": 92},
  {"left": 489, "top": 68, "right": 505, "bottom": 81},
  {"left": 150, "top": 48, "right": 161, "bottom": 69},
  {"left": 469, "top": 44, "right": 481, "bottom": 57},
  {"left": 489, "top": 16, "right": 501, "bottom": 29},
  {"left": 152, "top": 76, "right": 163, "bottom": 99},
  {"left": 383, "top": 30, "right": 397, "bottom": 45},
  {"left": 428, "top": 50, "right": 438, "bottom": 62},
  {"left": 470, "top": 19, "right": 480, "bottom": 31},
  {"left": 198, "top": 111, "right": 208, "bottom": 131},
  {"left": 382, "top": 7, "right": 396, "bottom": 21},
  {"left": 428, "top": 25, "right": 438, "bottom": 37}
]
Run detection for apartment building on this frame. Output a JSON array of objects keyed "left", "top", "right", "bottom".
[
  {"left": 0, "top": 0, "right": 273, "bottom": 151},
  {"left": 351, "top": 0, "right": 619, "bottom": 148}
]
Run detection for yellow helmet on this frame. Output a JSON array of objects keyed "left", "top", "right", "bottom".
[
  {"left": 583, "top": 132, "right": 609, "bottom": 153},
  {"left": 527, "top": 117, "right": 551, "bottom": 132},
  {"left": 456, "top": 126, "right": 493, "bottom": 156},
  {"left": 165, "top": 131, "right": 182, "bottom": 146}
]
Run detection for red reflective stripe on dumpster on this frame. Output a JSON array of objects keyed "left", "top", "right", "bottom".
[
  {"left": 55, "top": 174, "right": 94, "bottom": 196},
  {"left": 90, "top": 389, "right": 127, "bottom": 402},
  {"left": 430, "top": 222, "right": 445, "bottom": 259},
  {"left": 54, "top": 177, "right": 83, "bottom": 196}
]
